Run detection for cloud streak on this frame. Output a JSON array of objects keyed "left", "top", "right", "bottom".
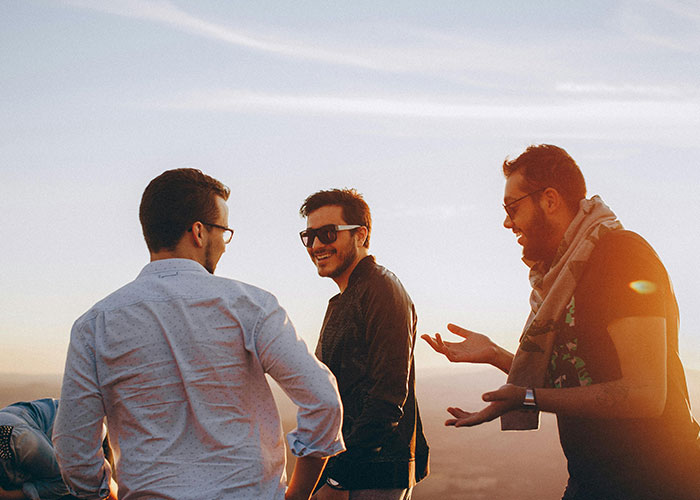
[
  {"left": 61, "top": 0, "right": 382, "bottom": 69},
  {"left": 57, "top": 0, "right": 572, "bottom": 82},
  {"left": 620, "top": 0, "right": 700, "bottom": 52},
  {"left": 555, "top": 82, "right": 688, "bottom": 98},
  {"left": 153, "top": 89, "right": 700, "bottom": 125}
]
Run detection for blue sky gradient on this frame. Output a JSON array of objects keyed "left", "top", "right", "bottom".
[{"left": 2, "top": 0, "right": 699, "bottom": 374}]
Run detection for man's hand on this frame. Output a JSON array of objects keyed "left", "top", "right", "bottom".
[
  {"left": 421, "top": 323, "right": 499, "bottom": 365},
  {"left": 0, "top": 485, "right": 27, "bottom": 500},
  {"left": 445, "top": 384, "right": 525, "bottom": 427},
  {"left": 310, "top": 484, "right": 349, "bottom": 500}
]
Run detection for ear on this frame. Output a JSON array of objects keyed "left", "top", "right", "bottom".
[
  {"left": 189, "top": 221, "right": 206, "bottom": 248},
  {"left": 540, "top": 187, "right": 564, "bottom": 215},
  {"left": 354, "top": 226, "right": 369, "bottom": 248}
]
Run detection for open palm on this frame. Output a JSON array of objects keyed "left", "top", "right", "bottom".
[{"left": 421, "top": 323, "right": 497, "bottom": 365}]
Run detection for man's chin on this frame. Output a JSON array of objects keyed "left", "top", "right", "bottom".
[{"left": 315, "top": 264, "right": 331, "bottom": 277}]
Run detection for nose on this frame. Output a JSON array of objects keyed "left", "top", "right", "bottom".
[{"left": 503, "top": 212, "right": 513, "bottom": 229}]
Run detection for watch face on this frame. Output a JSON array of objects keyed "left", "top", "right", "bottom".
[{"left": 523, "top": 388, "right": 537, "bottom": 407}]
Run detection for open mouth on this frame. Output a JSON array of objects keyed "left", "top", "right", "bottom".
[{"left": 313, "top": 250, "right": 335, "bottom": 262}]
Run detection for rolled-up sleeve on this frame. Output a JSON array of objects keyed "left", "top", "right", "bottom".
[
  {"left": 254, "top": 297, "right": 345, "bottom": 458},
  {"left": 52, "top": 315, "right": 111, "bottom": 500}
]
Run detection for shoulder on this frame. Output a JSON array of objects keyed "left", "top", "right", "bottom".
[
  {"left": 210, "top": 275, "right": 283, "bottom": 312},
  {"left": 74, "top": 274, "right": 283, "bottom": 331},
  {"left": 586, "top": 230, "right": 665, "bottom": 278},
  {"left": 581, "top": 230, "right": 669, "bottom": 317},
  {"left": 361, "top": 261, "right": 414, "bottom": 308},
  {"left": 592, "top": 230, "right": 659, "bottom": 262}
]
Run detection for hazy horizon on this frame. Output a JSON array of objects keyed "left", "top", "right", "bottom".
[{"left": 3, "top": 367, "right": 699, "bottom": 499}]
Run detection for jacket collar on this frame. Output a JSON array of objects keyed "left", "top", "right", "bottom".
[{"left": 345, "top": 255, "right": 376, "bottom": 290}]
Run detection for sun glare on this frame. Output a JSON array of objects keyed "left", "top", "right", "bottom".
[{"left": 628, "top": 280, "right": 657, "bottom": 295}]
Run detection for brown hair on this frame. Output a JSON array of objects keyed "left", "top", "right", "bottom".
[
  {"left": 299, "top": 188, "right": 372, "bottom": 248},
  {"left": 503, "top": 144, "right": 587, "bottom": 215},
  {"left": 139, "top": 168, "right": 230, "bottom": 252}
]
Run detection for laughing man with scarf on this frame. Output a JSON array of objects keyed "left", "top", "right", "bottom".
[{"left": 423, "top": 144, "right": 700, "bottom": 500}]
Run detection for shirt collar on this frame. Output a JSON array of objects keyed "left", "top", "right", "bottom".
[
  {"left": 345, "top": 255, "right": 376, "bottom": 290},
  {"left": 137, "top": 258, "right": 209, "bottom": 278}
]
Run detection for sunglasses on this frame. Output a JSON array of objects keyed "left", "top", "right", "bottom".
[{"left": 300, "top": 224, "right": 362, "bottom": 248}]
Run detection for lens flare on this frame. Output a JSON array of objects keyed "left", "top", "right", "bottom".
[{"left": 629, "top": 280, "right": 657, "bottom": 294}]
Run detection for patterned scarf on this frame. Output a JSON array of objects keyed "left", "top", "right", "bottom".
[{"left": 501, "top": 196, "right": 623, "bottom": 430}]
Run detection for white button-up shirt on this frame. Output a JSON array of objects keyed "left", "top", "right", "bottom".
[{"left": 54, "top": 259, "right": 344, "bottom": 500}]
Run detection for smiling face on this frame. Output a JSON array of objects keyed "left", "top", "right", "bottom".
[
  {"left": 503, "top": 171, "right": 559, "bottom": 264},
  {"left": 305, "top": 204, "right": 367, "bottom": 291}
]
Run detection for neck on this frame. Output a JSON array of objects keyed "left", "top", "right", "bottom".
[
  {"left": 150, "top": 245, "right": 204, "bottom": 267},
  {"left": 333, "top": 249, "right": 369, "bottom": 293}
]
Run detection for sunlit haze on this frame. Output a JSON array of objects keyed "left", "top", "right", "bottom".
[{"left": 2, "top": 0, "right": 699, "bottom": 375}]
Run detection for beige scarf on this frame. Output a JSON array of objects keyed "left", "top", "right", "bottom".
[{"left": 501, "top": 196, "right": 623, "bottom": 430}]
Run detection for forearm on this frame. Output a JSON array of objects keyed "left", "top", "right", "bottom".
[
  {"left": 491, "top": 345, "right": 514, "bottom": 374},
  {"left": 0, "top": 486, "right": 27, "bottom": 500},
  {"left": 536, "top": 317, "right": 667, "bottom": 419},
  {"left": 286, "top": 456, "right": 328, "bottom": 500},
  {"left": 535, "top": 379, "right": 666, "bottom": 419}
]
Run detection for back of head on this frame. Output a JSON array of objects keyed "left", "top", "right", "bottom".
[
  {"left": 503, "top": 144, "right": 587, "bottom": 215},
  {"left": 139, "top": 168, "right": 230, "bottom": 253},
  {"left": 299, "top": 188, "right": 372, "bottom": 248}
]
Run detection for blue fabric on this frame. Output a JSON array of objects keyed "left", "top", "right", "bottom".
[{"left": 0, "top": 398, "right": 74, "bottom": 500}]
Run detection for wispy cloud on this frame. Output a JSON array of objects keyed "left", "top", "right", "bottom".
[
  {"left": 152, "top": 89, "right": 700, "bottom": 125},
  {"left": 619, "top": 0, "right": 700, "bottom": 52},
  {"left": 57, "top": 0, "right": 562, "bottom": 83},
  {"left": 556, "top": 82, "right": 688, "bottom": 98},
  {"left": 61, "top": 0, "right": 382, "bottom": 69},
  {"left": 647, "top": 0, "right": 700, "bottom": 21}
]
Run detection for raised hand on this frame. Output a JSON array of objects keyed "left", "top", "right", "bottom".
[{"left": 421, "top": 323, "right": 498, "bottom": 365}]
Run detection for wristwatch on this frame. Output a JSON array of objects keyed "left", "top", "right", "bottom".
[
  {"left": 326, "top": 477, "right": 346, "bottom": 490},
  {"left": 522, "top": 387, "right": 538, "bottom": 409}
]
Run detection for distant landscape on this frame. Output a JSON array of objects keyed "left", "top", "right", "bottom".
[{"left": 3, "top": 368, "right": 698, "bottom": 500}]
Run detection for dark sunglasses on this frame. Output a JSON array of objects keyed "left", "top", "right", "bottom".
[{"left": 300, "top": 224, "right": 362, "bottom": 248}]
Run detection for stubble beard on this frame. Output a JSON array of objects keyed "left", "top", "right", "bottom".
[
  {"left": 204, "top": 240, "right": 217, "bottom": 274},
  {"left": 317, "top": 241, "right": 358, "bottom": 280},
  {"left": 522, "top": 206, "right": 557, "bottom": 263}
]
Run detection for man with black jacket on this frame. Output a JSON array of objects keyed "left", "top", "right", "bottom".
[{"left": 299, "top": 188, "right": 429, "bottom": 500}]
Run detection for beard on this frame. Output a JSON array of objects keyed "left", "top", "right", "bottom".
[
  {"left": 327, "top": 242, "right": 358, "bottom": 279},
  {"left": 314, "top": 238, "right": 359, "bottom": 280},
  {"left": 204, "top": 240, "right": 217, "bottom": 274},
  {"left": 522, "top": 206, "right": 558, "bottom": 263}
]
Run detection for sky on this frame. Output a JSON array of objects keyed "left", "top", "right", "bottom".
[{"left": 2, "top": 0, "right": 700, "bottom": 376}]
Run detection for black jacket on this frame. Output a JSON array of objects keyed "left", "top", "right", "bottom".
[{"left": 315, "top": 256, "right": 429, "bottom": 489}]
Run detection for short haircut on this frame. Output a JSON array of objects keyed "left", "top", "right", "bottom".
[
  {"left": 299, "top": 188, "right": 372, "bottom": 248},
  {"left": 139, "top": 168, "right": 230, "bottom": 253},
  {"left": 503, "top": 144, "right": 587, "bottom": 215}
]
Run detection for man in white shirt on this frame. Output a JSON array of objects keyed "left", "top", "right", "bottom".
[{"left": 53, "top": 168, "right": 345, "bottom": 500}]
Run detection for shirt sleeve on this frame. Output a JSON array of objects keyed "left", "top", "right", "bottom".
[
  {"left": 254, "top": 295, "right": 345, "bottom": 459},
  {"left": 590, "top": 232, "right": 667, "bottom": 325},
  {"left": 341, "top": 274, "right": 414, "bottom": 454},
  {"left": 52, "top": 315, "right": 112, "bottom": 500}
]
